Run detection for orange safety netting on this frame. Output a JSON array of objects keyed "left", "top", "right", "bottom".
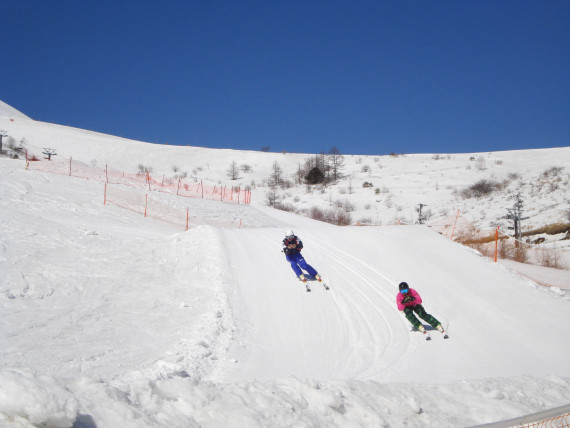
[
  {"left": 25, "top": 150, "right": 251, "bottom": 205},
  {"left": 429, "top": 210, "right": 567, "bottom": 270}
]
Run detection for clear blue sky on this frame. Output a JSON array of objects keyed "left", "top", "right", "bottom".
[{"left": 1, "top": 1, "right": 568, "bottom": 155}]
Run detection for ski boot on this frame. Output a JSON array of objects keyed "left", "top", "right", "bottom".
[
  {"left": 436, "top": 324, "right": 449, "bottom": 339},
  {"left": 315, "top": 274, "right": 329, "bottom": 290},
  {"left": 418, "top": 325, "right": 431, "bottom": 341},
  {"left": 298, "top": 274, "right": 310, "bottom": 292}
]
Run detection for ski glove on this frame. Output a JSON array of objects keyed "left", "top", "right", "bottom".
[{"left": 402, "top": 295, "right": 416, "bottom": 304}]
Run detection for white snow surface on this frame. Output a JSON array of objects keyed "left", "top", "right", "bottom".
[{"left": 1, "top": 104, "right": 570, "bottom": 427}]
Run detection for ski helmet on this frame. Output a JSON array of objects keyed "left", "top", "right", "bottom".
[
  {"left": 399, "top": 282, "right": 409, "bottom": 291},
  {"left": 286, "top": 229, "right": 294, "bottom": 238}
]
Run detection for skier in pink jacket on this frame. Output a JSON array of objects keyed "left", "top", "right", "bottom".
[{"left": 397, "top": 282, "right": 448, "bottom": 339}]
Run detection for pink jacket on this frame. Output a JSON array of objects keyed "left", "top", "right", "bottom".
[{"left": 396, "top": 288, "right": 422, "bottom": 311}]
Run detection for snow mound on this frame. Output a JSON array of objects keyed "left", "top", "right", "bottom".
[{"left": 0, "top": 369, "right": 78, "bottom": 428}]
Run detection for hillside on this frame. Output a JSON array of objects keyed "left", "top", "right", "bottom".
[
  {"left": 1, "top": 155, "right": 569, "bottom": 427},
  {"left": 0, "top": 101, "right": 569, "bottom": 427},
  {"left": 1, "top": 101, "right": 569, "bottom": 236}
]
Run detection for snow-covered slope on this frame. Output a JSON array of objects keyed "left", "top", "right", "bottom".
[
  {"left": 1, "top": 100, "right": 569, "bottom": 427},
  {"left": 1, "top": 101, "right": 569, "bottom": 238},
  {"left": 0, "top": 100, "right": 31, "bottom": 120},
  {"left": 1, "top": 157, "right": 569, "bottom": 428}
]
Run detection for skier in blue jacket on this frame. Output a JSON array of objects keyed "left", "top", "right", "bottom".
[{"left": 282, "top": 230, "right": 322, "bottom": 285}]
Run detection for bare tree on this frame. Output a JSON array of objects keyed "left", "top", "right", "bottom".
[
  {"left": 295, "top": 163, "right": 304, "bottom": 185},
  {"left": 270, "top": 161, "right": 283, "bottom": 187},
  {"left": 227, "top": 161, "right": 240, "bottom": 180},
  {"left": 328, "top": 146, "right": 344, "bottom": 181}
]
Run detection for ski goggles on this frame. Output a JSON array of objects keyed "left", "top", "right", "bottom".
[{"left": 400, "top": 289, "right": 409, "bottom": 294}]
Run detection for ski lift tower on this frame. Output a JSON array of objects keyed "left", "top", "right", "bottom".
[{"left": 0, "top": 130, "right": 7, "bottom": 154}]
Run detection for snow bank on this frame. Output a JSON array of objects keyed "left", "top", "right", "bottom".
[
  {"left": 3, "top": 371, "right": 569, "bottom": 428},
  {"left": 0, "top": 369, "right": 78, "bottom": 428}
]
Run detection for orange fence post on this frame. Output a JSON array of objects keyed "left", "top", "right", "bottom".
[
  {"left": 495, "top": 226, "right": 499, "bottom": 262},
  {"left": 104, "top": 183, "right": 107, "bottom": 205},
  {"left": 106, "top": 165, "right": 108, "bottom": 183},
  {"left": 450, "top": 209, "right": 460, "bottom": 240}
]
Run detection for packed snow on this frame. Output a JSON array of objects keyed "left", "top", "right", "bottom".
[{"left": 1, "top": 103, "right": 569, "bottom": 427}]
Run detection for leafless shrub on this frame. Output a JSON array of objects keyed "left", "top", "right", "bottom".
[
  {"left": 309, "top": 206, "right": 352, "bottom": 226},
  {"left": 275, "top": 202, "right": 296, "bottom": 213},
  {"left": 508, "top": 172, "right": 520, "bottom": 180},
  {"left": 138, "top": 164, "right": 153, "bottom": 174},
  {"left": 265, "top": 189, "right": 278, "bottom": 207},
  {"left": 541, "top": 166, "right": 563, "bottom": 179},
  {"left": 309, "top": 206, "right": 327, "bottom": 222},
  {"left": 362, "top": 182, "right": 373, "bottom": 188},
  {"left": 332, "top": 210, "right": 352, "bottom": 226},
  {"left": 344, "top": 199, "right": 356, "bottom": 212},
  {"left": 537, "top": 247, "right": 561, "bottom": 269},
  {"left": 461, "top": 179, "right": 499, "bottom": 198}
]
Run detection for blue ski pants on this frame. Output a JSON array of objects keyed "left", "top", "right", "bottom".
[{"left": 286, "top": 253, "right": 318, "bottom": 277}]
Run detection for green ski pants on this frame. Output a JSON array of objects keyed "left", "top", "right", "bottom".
[{"left": 403, "top": 304, "right": 441, "bottom": 330}]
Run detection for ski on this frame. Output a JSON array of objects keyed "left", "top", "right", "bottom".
[
  {"left": 313, "top": 274, "right": 330, "bottom": 290},
  {"left": 299, "top": 278, "right": 311, "bottom": 292},
  {"left": 412, "top": 327, "right": 449, "bottom": 341},
  {"left": 317, "top": 278, "right": 329, "bottom": 290},
  {"left": 298, "top": 274, "right": 329, "bottom": 291}
]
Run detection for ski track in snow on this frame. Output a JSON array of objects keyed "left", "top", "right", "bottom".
[{"left": 306, "top": 234, "right": 411, "bottom": 379}]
